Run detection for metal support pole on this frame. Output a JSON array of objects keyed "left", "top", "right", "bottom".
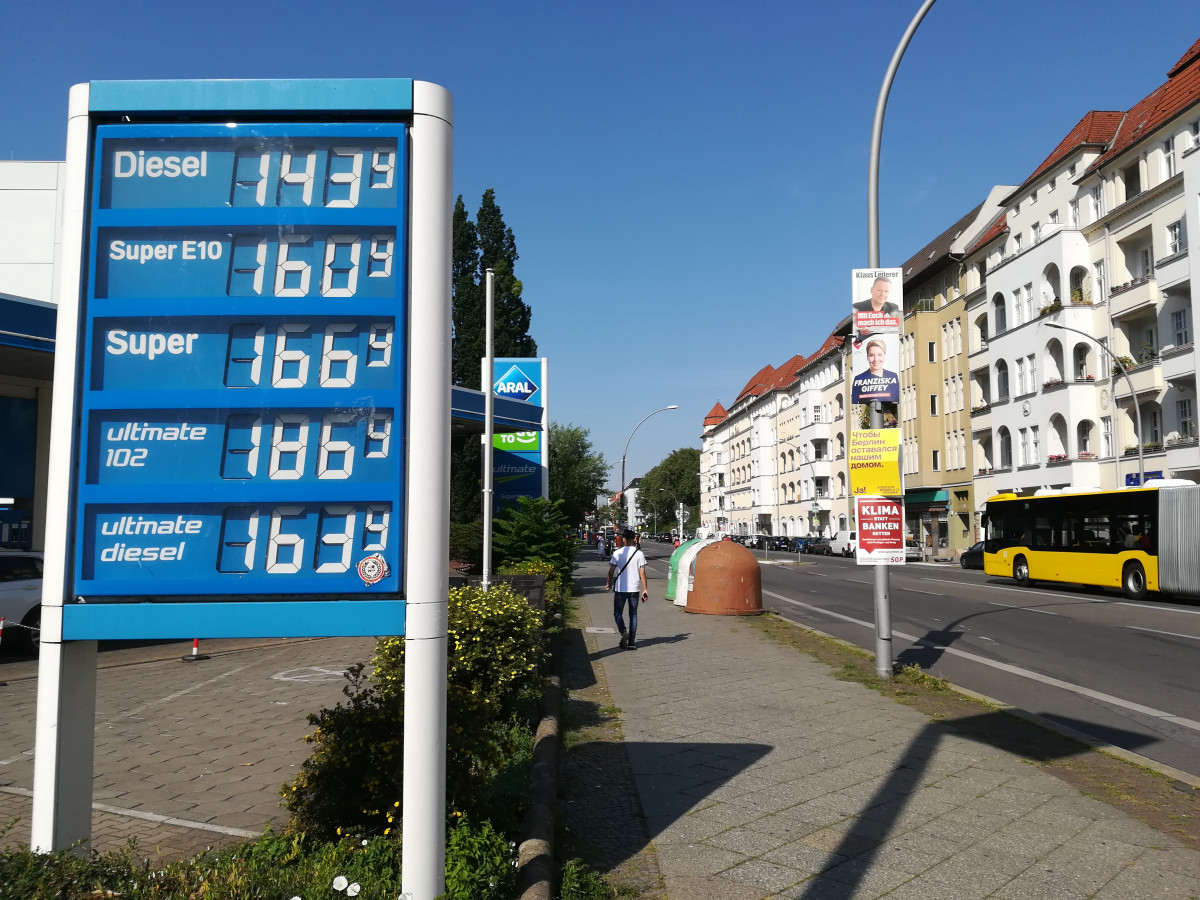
[
  {"left": 401, "top": 80, "right": 453, "bottom": 900},
  {"left": 866, "top": 0, "right": 936, "bottom": 679},
  {"left": 481, "top": 269, "right": 495, "bottom": 590},
  {"left": 620, "top": 405, "right": 678, "bottom": 527}
]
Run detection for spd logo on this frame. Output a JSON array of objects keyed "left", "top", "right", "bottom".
[{"left": 492, "top": 365, "right": 538, "bottom": 402}]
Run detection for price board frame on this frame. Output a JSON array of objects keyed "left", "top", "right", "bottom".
[{"left": 46, "top": 79, "right": 437, "bottom": 639}]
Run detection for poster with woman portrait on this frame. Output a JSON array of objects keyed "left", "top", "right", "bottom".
[{"left": 850, "top": 333, "right": 900, "bottom": 404}]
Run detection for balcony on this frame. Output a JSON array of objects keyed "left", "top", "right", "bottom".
[
  {"left": 1161, "top": 343, "right": 1195, "bottom": 382},
  {"left": 1112, "top": 359, "right": 1164, "bottom": 398},
  {"left": 970, "top": 405, "right": 991, "bottom": 432},
  {"left": 1108, "top": 273, "right": 1161, "bottom": 319}
]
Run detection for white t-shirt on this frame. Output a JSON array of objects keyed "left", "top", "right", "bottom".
[{"left": 610, "top": 545, "right": 645, "bottom": 592}]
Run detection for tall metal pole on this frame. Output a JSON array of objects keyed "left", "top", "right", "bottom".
[
  {"left": 402, "top": 80, "right": 453, "bottom": 900},
  {"left": 867, "top": 0, "right": 936, "bottom": 679},
  {"left": 619, "top": 405, "right": 678, "bottom": 527},
  {"left": 481, "top": 269, "right": 495, "bottom": 590},
  {"left": 1045, "top": 322, "right": 1144, "bottom": 484}
]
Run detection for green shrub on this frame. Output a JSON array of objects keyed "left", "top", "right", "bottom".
[
  {"left": 493, "top": 497, "right": 577, "bottom": 584},
  {"left": 443, "top": 816, "right": 517, "bottom": 900},
  {"left": 558, "top": 858, "right": 611, "bottom": 900},
  {"left": 498, "top": 557, "right": 570, "bottom": 626},
  {"left": 285, "top": 583, "right": 545, "bottom": 838}
]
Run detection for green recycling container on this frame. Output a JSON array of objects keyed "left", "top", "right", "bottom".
[{"left": 665, "top": 539, "right": 701, "bottom": 601}]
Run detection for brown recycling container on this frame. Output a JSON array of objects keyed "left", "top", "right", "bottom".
[{"left": 686, "top": 540, "right": 763, "bottom": 615}]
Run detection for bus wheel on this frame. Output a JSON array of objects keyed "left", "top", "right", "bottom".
[
  {"left": 1123, "top": 562, "right": 1148, "bottom": 601},
  {"left": 1013, "top": 555, "right": 1031, "bottom": 587}
]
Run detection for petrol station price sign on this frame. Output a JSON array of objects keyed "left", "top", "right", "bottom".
[{"left": 72, "top": 122, "right": 407, "bottom": 597}]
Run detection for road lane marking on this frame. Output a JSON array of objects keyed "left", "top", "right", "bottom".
[
  {"left": 901, "top": 587, "right": 944, "bottom": 596},
  {"left": 1128, "top": 626, "right": 1200, "bottom": 642},
  {"left": 988, "top": 601, "right": 1060, "bottom": 616},
  {"left": 762, "top": 588, "right": 1200, "bottom": 734},
  {"left": 1116, "top": 602, "right": 1200, "bottom": 616},
  {"left": 0, "top": 786, "right": 258, "bottom": 837}
]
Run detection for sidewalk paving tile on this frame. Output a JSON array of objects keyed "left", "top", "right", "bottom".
[{"left": 572, "top": 551, "right": 1200, "bottom": 900}]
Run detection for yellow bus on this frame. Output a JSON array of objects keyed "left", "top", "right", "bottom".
[{"left": 982, "top": 482, "right": 1200, "bottom": 601}]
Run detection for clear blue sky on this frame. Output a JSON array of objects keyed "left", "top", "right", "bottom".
[{"left": 4, "top": 1, "right": 1199, "bottom": 488}]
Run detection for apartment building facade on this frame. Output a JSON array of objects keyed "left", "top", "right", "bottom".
[{"left": 700, "top": 37, "right": 1200, "bottom": 554}]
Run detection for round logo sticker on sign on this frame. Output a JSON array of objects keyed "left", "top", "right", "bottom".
[{"left": 357, "top": 553, "right": 390, "bottom": 586}]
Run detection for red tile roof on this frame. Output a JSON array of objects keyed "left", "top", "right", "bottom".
[
  {"left": 732, "top": 363, "right": 776, "bottom": 406},
  {"left": 703, "top": 401, "right": 728, "bottom": 427},
  {"left": 1002, "top": 111, "right": 1124, "bottom": 201},
  {"left": 965, "top": 212, "right": 1007, "bottom": 258},
  {"left": 1084, "top": 38, "right": 1200, "bottom": 177}
]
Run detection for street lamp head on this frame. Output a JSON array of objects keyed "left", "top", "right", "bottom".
[{"left": 666, "top": 404, "right": 679, "bottom": 410}]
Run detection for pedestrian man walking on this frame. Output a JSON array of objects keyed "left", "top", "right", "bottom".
[{"left": 606, "top": 528, "right": 648, "bottom": 649}]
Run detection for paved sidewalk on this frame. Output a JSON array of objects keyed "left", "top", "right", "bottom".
[{"left": 576, "top": 549, "right": 1200, "bottom": 899}]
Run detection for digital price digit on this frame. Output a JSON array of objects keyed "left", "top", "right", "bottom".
[
  {"left": 225, "top": 322, "right": 393, "bottom": 389},
  {"left": 216, "top": 503, "right": 391, "bottom": 574},
  {"left": 231, "top": 145, "right": 396, "bottom": 208},
  {"left": 220, "top": 412, "right": 392, "bottom": 481},
  {"left": 228, "top": 232, "right": 393, "bottom": 296}
]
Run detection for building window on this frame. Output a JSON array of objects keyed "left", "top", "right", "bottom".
[
  {"left": 1031, "top": 425, "right": 1039, "bottom": 462},
  {"left": 928, "top": 341, "right": 936, "bottom": 363},
  {"left": 1069, "top": 199, "right": 1079, "bottom": 227},
  {"left": 1173, "top": 308, "right": 1190, "bottom": 345},
  {"left": 1094, "top": 261, "right": 1106, "bottom": 300},
  {"left": 1024, "top": 284, "right": 1035, "bottom": 322},
  {"left": 930, "top": 394, "right": 938, "bottom": 416},
  {"left": 1178, "top": 398, "right": 1196, "bottom": 439},
  {"left": 1048, "top": 177, "right": 1056, "bottom": 193},
  {"left": 1013, "top": 233, "right": 1023, "bottom": 253},
  {"left": 1150, "top": 409, "right": 1161, "bottom": 444},
  {"left": 1017, "top": 358, "right": 1026, "bottom": 394},
  {"left": 1167, "top": 220, "right": 1186, "bottom": 256},
  {"left": 1123, "top": 163, "right": 1141, "bottom": 199},
  {"left": 932, "top": 449, "right": 940, "bottom": 471},
  {"left": 1163, "top": 138, "right": 1176, "bottom": 178},
  {"left": 1102, "top": 416, "right": 1112, "bottom": 458},
  {"left": 813, "top": 406, "right": 824, "bottom": 423},
  {"left": 1048, "top": 210, "right": 1059, "bottom": 226},
  {"left": 1029, "top": 190, "right": 1037, "bottom": 204},
  {"left": 1019, "top": 428, "right": 1029, "bottom": 466},
  {"left": 1091, "top": 184, "right": 1104, "bottom": 220},
  {"left": 1068, "top": 163, "right": 1077, "bottom": 177},
  {"left": 1031, "top": 222, "right": 1040, "bottom": 242}
]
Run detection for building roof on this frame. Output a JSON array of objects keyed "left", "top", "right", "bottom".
[
  {"left": 998, "top": 110, "right": 1124, "bottom": 203},
  {"left": 775, "top": 353, "right": 807, "bottom": 385},
  {"left": 1083, "top": 37, "right": 1200, "bottom": 177},
  {"left": 901, "top": 202, "right": 984, "bottom": 286},
  {"left": 965, "top": 212, "right": 1008, "bottom": 258},
  {"left": 732, "top": 363, "right": 777, "bottom": 406},
  {"left": 703, "top": 401, "right": 728, "bottom": 427}
]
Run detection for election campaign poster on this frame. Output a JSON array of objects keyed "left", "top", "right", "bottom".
[
  {"left": 849, "top": 430, "right": 902, "bottom": 497},
  {"left": 851, "top": 332, "right": 900, "bottom": 404},
  {"left": 851, "top": 268, "right": 903, "bottom": 336},
  {"left": 855, "top": 496, "right": 905, "bottom": 565}
]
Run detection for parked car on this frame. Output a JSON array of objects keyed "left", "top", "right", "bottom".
[
  {"left": 806, "top": 536, "right": 832, "bottom": 555},
  {"left": 0, "top": 550, "right": 42, "bottom": 652},
  {"left": 766, "top": 536, "right": 792, "bottom": 551},
  {"left": 830, "top": 530, "right": 857, "bottom": 557},
  {"left": 905, "top": 540, "right": 925, "bottom": 562},
  {"left": 960, "top": 541, "right": 985, "bottom": 569}
]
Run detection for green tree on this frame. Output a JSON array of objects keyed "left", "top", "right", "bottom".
[
  {"left": 449, "top": 190, "right": 538, "bottom": 523},
  {"left": 635, "top": 448, "right": 701, "bottom": 531},
  {"left": 548, "top": 423, "right": 609, "bottom": 528}
]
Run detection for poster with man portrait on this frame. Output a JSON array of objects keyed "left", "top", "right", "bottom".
[{"left": 851, "top": 268, "right": 903, "bottom": 337}]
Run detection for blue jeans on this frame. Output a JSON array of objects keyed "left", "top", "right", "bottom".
[{"left": 613, "top": 591, "right": 639, "bottom": 638}]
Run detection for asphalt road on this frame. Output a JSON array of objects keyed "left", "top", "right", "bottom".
[{"left": 638, "top": 541, "right": 1200, "bottom": 778}]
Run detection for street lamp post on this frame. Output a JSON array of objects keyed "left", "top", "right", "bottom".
[
  {"left": 620, "top": 405, "right": 678, "bottom": 528},
  {"left": 658, "top": 488, "right": 683, "bottom": 540},
  {"left": 1045, "top": 321, "right": 1145, "bottom": 484},
  {"left": 864, "top": 0, "right": 936, "bottom": 679}
]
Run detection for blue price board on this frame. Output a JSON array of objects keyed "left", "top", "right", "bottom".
[{"left": 72, "top": 121, "right": 407, "bottom": 597}]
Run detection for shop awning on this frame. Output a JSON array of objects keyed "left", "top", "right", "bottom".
[{"left": 904, "top": 489, "right": 949, "bottom": 504}]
